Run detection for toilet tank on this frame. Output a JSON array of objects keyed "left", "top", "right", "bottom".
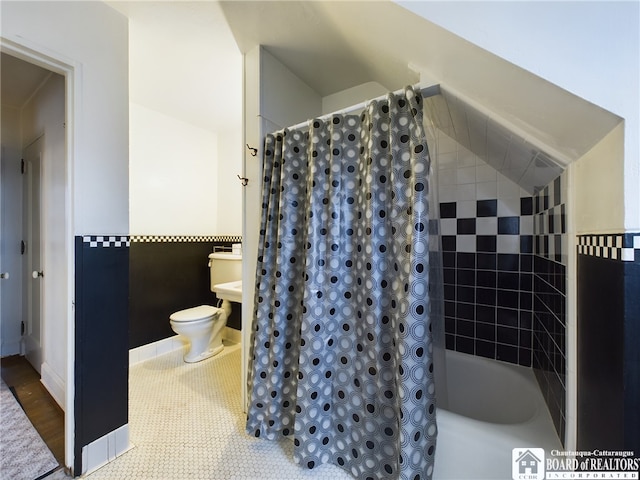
[{"left": 208, "top": 252, "right": 242, "bottom": 291}]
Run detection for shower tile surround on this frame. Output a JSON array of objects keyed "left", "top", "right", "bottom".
[
  {"left": 531, "top": 175, "right": 568, "bottom": 446},
  {"left": 434, "top": 128, "right": 568, "bottom": 444}
]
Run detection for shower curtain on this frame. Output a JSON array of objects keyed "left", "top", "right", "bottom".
[{"left": 246, "top": 86, "right": 438, "bottom": 480}]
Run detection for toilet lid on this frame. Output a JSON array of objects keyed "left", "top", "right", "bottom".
[{"left": 170, "top": 305, "right": 218, "bottom": 322}]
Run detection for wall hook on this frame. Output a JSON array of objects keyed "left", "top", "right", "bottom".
[
  {"left": 237, "top": 175, "right": 249, "bottom": 186},
  {"left": 246, "top": 144, "right": 258, "bottom": 157}
]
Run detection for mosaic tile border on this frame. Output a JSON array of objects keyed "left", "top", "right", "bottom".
[
  {"left": 577, "top": 233, "right": 640, "bottom": 262},
  {"left": 82, "top": 235, "right": 130, "bottom": 248},
  {"left": 82, "top": 235, "right": 243, "bottom": 247},
  {"left": 130, "top": 235, "right": 242, "bottom": 244}
]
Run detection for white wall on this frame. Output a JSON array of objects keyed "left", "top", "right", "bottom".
[
  {"left": 573, "top": 123, "right": 626, "bottom": 235},
  {"left": 217, "top": 128, "right": 243, "bottom": 236},
  {"left": 124, "top": 5, "right": 243, "bottom": 237},
  {"left": 129, "top": 103, "right": 218, "bottom": 235},
  {"left": 397, "top": 0, "right": 639, "bottom": 231},
  {"left": 322, "top": 81, "right": 389, "bottom": 114},
  {"left": 1, "top": 1, "right": 129, "bottom": 235},
  {"left": 259, "top": 48, "right": 322, "bottom": 128},
  {"left": 20, "top": 73, "right": 67, "bottom": 404}
]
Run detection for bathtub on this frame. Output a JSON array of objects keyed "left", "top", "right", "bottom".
[{"left": 433, "top": 349, "right": 563, "bottom": 479}]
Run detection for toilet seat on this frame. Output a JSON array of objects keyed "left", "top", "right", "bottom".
[{"left": 169, "top": 305, "right": 218, "bottom": 322}]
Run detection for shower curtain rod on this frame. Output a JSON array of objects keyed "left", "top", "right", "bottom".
[{"left": 285, "top": 84, "right": 441, "bottom": 131}]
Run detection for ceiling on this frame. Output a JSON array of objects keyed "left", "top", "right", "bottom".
[
  {"left": 219, "top": 1, "right": 418, "bottom": 96},
  {"left": 1, "top": 53, "right": 53, "bottom": 109},
  {"left": 106, "top": 0, "right": 243, "bottom": 132},
  {"left": 2, "top": 0, "right": 621, "bottom": 189},
  {"left": 221, "top": 1, "right": 621, "bottom": 169}
]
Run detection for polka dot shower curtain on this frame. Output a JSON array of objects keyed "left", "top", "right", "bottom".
[{"left": 246, "top": 86, "right": 438, "bottom": 480}]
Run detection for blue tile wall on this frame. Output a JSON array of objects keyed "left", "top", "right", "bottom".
[
  {"left": 440, "top": 197, "right": 535, "bottom": 367},
  {"left": 532, "top": 174, "right": 568, "bottom": 446}
]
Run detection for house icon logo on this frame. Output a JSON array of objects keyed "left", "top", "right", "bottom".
[{"left": 512, "top": 448, "right": 545, "bottom": 480}]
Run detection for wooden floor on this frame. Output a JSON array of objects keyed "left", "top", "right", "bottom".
[{"left": 1, "top": 355, "right": 65, "bottom": 466}]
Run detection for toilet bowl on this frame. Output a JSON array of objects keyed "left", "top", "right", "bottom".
[
  {"left": 169, "top": 304, "right": 229, "bottom": 363},
  {"left": 169, "top": 251, "right": 241, "bottom": 363}
]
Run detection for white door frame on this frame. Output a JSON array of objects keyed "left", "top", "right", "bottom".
[{"left": 1, "top": 37, "right": 77, "bottom": 472}]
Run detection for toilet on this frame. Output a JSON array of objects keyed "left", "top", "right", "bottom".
[{"left": 169, "top": 252, "right": 241, "bottom": 363}]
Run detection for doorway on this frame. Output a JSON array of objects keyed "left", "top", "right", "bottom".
[{"left": 0, "top": 45, "right": 74, "bottom": 471}]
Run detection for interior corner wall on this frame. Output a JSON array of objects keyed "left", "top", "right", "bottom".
[
  {"left": 259, "top": 47, "right": 322, "bottom": 129},
  {"left": 573, "top": 123, "right": 625, "bottom": 235}
]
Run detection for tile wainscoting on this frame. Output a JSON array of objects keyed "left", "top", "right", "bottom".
[
  {"left": 75, "top": 235, "right": 130, "bottom": 474},
  {"left": 577, "top": 233, "right": 640, "bottom": 452},
  {"left": 129, "top": 235, "right": 242, "bottom": 349},
  {"left": 74, "top": 234, "right": 243, "bottom": 473}
]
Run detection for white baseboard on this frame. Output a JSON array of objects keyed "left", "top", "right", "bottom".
[
  {"left": 41, "top": 361, "right": 65, "bottom": 409},
  {"left": 81, "top": 423, "right": 133, "bottom": 476},
  {"left": 223, "top": 326, "right": 242, "bottom": 344},
  {"left": 129, "top": 335, "right": 185, "bottom": 366},
  {"left": 129, "top": 328, "right": 241, "bottom": 366}
]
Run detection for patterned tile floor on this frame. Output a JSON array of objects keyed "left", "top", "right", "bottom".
[{"left": 84, "top": 342, "right": 352, "bottom": 480}]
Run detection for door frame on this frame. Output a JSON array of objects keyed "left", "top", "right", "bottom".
[{"left": 1, "top": 37, "right": 77, "bottom": 472}]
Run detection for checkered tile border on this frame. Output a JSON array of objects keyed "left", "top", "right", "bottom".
[
  {"left": 83, "top": 236, "right": 130, "bottom": 248},
  {"left": 533, "top": 173, "right": 567, "bottom": 265},
  {"left": 130, "top": 235, "right": 242, "bottom": 243},
  {"left": 83, "top": 235, "right": 242, "bottom": 247},
  {"left": 577, "top": 233, "right": 640, "bottom": 262}
]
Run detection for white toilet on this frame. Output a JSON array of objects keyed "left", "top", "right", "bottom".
[{"left": 169, "top": 252, "right": 241, "bottom": 363}]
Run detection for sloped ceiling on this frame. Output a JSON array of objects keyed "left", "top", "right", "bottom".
[
  {"left": 220, "top": 1, "right": 418, "bottom": 96},
  {"left": 220, "top": 0, "right": 621, "bottom": 168},
  {"left": 106, "top": 0, "right": 242, "bottom": 132}
]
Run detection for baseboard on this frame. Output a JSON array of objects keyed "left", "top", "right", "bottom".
[
  {"left": 223, "top": 326, "right": 242, "bottom": 344},
  {"left": 81, "top": 423, "right": 133, "bottom": 476},
  {"left": 129, "top": 335, "right": 186, "bottom": 366},
  {"left": 129, "top": 328, "right": 241, "bottom": 366},
  {"left": 41, "top": 361, "right": 65, "bottom": 409}
]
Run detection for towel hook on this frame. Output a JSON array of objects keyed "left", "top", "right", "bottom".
[
  {"left": 237, "top": 175, "right": 249, "bottom": 186},
  {"left": 246, "top": 144, "right": 258, "bottom": 157}
]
